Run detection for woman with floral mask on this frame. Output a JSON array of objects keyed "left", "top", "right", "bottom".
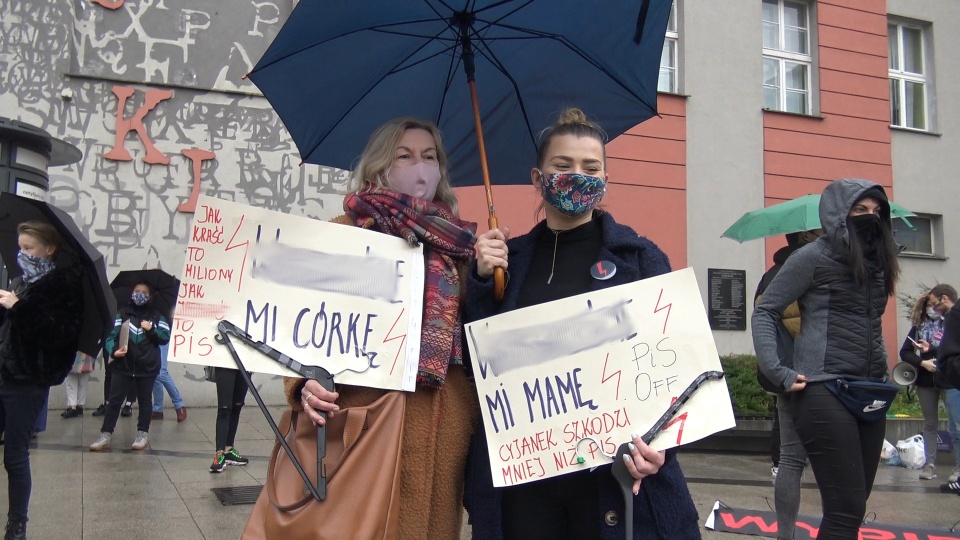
[
  {"left": 242, "top": 117, "right": 479, "bottom": 539},
  {"left": 900, "top": 286, "right": 957, "bottom": 482},
  {"left": 89, "top": 281, "right": 170, "bottom": 453},
  {"left": 465, "top": 108, "right": 701, "bottom": 539},
  {"left": 0, "top": 221, "right": 82, "bottom": 540}
]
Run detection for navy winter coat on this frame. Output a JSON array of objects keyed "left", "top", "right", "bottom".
[{"left": 462, "top": 211, "right": 702, "bottom": 540}]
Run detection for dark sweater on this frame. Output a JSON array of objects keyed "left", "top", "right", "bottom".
[
  {"left": 900, "top": 323, "right": 945, "bottom": 388},
  {"left": 515, "top": 218, "right": 602, "bottom": 308},
  {"left": 462, "top": 211, "right": 702, "bottom": 540},
  {"left": 937, "top": 304, "right": 960, "bottom": 388}
]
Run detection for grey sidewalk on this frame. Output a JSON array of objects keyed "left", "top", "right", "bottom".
[{"left": 7, "top": 405, "right": 960, "bottom": 539}]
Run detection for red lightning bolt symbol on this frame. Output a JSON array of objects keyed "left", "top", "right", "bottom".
[
  {"left": 382, "top": 308, "right": 407, "bottom": 375},
  {"left": 600, "top": 352, "right": 621, "bottom": 400},
  {"left": 224, "top": 215, "right": 248, "bottom": 292},
  {"left": 654, "top": 288, "right": 672, "bottom": 334}
]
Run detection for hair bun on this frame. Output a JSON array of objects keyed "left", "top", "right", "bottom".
[{"left": 556, "top": 107, "right": 589, "bottom": 127}]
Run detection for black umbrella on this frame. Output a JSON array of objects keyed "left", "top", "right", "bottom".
[
  {"left": 110, "top": 269, "right": 180, "bottom": 319},
  {"left": 0, "top": 192, "right": 116, "bottom": 357}
]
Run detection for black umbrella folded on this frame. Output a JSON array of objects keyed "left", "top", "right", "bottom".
[
  {"left": 111, "top": 269, "right": 180, "bottom": 319},
  {"left": 0, "top": 193, "right": 116, "bottom": 357}
]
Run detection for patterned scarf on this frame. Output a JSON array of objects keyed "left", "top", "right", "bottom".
[
  {"left": 918, "top": 318, "right": 944, "bottom": 349},
  {"left": 344, "top": 187, "right": 477, "bottom": 388}
]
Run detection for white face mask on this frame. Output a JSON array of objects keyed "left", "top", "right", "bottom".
[
  {"left": 387, "top": 162, "right": 441, "bottom": 201},
  {"left": 926, "top": 307, "right": 942, "bottom": 320}
]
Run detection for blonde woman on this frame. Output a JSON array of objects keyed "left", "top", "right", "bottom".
[
  {"left": 248, "top": 118, "right": 479, "bottom": 539},
  {"left": 0, "top": 221, "right": 82, "bottom": 539}
]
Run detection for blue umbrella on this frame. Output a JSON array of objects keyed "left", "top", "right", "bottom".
[
  {"left": 247, "top": 0, "right": 672, "bottom": 196},
  {"left": 248, "top": 0, "right": 671, "bottom": 300}
]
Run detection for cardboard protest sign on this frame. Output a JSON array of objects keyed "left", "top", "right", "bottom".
[
  {"left": 170, "top": 195, "right": 424, "bottom": 391},
  {"left": 465, "top": 267, "right": 735, "bottom": 487}
]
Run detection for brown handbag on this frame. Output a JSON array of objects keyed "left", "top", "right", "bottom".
[{"left": 241, "top": 391, "right": 406, "bottom": 540}]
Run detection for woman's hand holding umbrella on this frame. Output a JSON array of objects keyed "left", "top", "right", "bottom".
[
  {"left": 474, "top": 227, "right": 511, "bottom": 280},
  {"left": 0, "top": 290, "right": 18, "bottom": 309}
]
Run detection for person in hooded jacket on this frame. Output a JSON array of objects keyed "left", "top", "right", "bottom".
[
  {"left": 754, "top": 179, "right": 900, "bottom": 540},
  {"left": 89, "top": 281, "right": 170, "bottom": 452},
  {"left": 0, "top": 221, "right": 82, "bottom": 540}
]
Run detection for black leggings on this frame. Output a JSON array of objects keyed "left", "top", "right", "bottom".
[
  {"left": 101, "top": 373, "right": 157, "bottom": 433},
  {"left": 214, "top": 368, "right": 249, "bottom": 450},
  {"left": 794, "top": 382, "right": 886, "bottom": 540}
]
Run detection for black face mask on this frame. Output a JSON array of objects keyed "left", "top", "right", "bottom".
[{"left": 850, "top": 213, "right": 882, "bottom": 248}]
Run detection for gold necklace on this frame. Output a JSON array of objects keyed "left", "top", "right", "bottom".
[{"left": 547, "top": 228, "right": 560, "bottom": 284}]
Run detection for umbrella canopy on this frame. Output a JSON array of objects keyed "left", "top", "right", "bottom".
[
  {"left": 0, "top": 193, "right": 116, "bottom": 357},
  {"left": 721, "top": 194, "right": 916, "bottom": 243},
  {"left": 246, "top": 0, "right": 673, "bottom": 188},
  {"left": 111, "top": 269, "right": 180, "bottom": 319}
]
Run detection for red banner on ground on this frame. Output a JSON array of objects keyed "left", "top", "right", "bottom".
[{"left": 706, "top": 502, "right": 960, "bottom": 540}]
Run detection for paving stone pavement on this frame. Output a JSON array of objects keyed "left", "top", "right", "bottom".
[{"left": 6, "top": 405, "right": 960, "bottom": 539}]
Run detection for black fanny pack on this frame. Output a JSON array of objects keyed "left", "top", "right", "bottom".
[{"left": 825, "top": 378, "right": 899, "bottom": 422}]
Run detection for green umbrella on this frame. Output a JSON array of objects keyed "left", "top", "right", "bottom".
[{"left": 722, "top": 194, "right": 916, "bottom": 243}]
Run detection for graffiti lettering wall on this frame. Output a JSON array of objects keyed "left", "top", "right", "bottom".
[
  {"left": 72, "top": 0, "right": 280, "bottom": 94},
  {"left": 0, "top": 0, "right": 345, "bottom": 404}
]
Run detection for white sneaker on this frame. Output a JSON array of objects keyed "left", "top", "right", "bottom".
[
  {"left": 919, "top": 464, "right": 937, "bottom": 480},
  {"left": 771, "top": 466, "right": 779, "bottom": 478},
  {"left": 948, "top": 467, "right": 960, "bottom": 483},
  {"left": 131, "top": 431, "right": 149, "bottom": 451},
  {"left": 89, "top": 432, "right": 112, "bottom": 452}
]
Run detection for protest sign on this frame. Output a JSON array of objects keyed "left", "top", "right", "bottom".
[
  {"left": 170, "top": 195, "right": 424, "bottom": 391},
  {"left": 465, "top": 267, "right": 735, "bottom": 487}
]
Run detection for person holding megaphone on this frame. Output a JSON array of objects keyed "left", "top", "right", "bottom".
[{"left": 899, "top": 287, "right": 955, "bottom": 481}]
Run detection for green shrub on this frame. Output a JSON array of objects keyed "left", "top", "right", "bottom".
[
  {"left": 720, "top": 354, "right": 774, "bottom": 414},
  {"left": 889, "top": 386, "right": 928, "bottom": 418}
]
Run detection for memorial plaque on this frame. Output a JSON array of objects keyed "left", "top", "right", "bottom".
[{"left": 707, "top": 268, "right": 746, "bottom": 331}]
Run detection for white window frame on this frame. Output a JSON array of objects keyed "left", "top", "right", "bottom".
[
  {"left": 888, "top": 20, "right": 929, "bottom": 131},
  {"left": 762, "top": 0, "right": 813, "bottom": 115},
  {"left": 658, "top": 1, "right": 679, "bottom": 93},
  {"left": 893, "top": 213, "right": 942, "bottom": 258}
]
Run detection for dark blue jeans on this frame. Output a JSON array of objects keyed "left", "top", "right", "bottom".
[{"left": 0, "top": 383, "right": 47, "bottom": 523}]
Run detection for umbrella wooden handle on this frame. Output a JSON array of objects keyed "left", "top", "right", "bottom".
[
  {"left": 493, "top": 268, "right": 505, "bottom": 301},
  {"left": 468, "top": 79, "right": 505, "bottom": 302},
  {"left": 488, "top": 215, "right": 506, "bottom": 301}
]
